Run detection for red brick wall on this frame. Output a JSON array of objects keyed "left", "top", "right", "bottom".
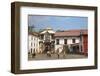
[{"left": 82, "top": 35, "right": 88, "bottom": 55}]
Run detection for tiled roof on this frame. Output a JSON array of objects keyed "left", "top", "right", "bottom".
[
  {"left": 54, "top": 29, "right": 88, "bottom": 37},
  {"left": 29, "top": 32, "right": 39, "bottom": 36}
]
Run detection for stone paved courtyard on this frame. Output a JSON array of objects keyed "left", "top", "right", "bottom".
[{"left": 28, "top": 53, "right": 87, "bottom": 61}]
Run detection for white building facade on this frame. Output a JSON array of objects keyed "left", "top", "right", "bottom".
[
  {"left": 28, "top": 27, "right": 55, "bottom": 54},
  {"left": 55, "top": 37, "right": 80, "bottom": 51},
  {"left": 54, "top": 30, "right": 84, "bottom": 53},
  {"left": 40, "top": 27, "right": 55, "bottom": 42},
  {"left": 39, "top": 27, "right": 55, "bottom": 53},
  {"left": 28, "top": 33, "right": 40, "bottom": 54},
  {"left": 28, "top": 28, "right": 87, "bottom": 54}
]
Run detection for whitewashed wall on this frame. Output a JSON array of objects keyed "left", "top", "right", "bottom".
[
  {"left": 55, "top": 37, "right": 80, "bottom": 51},
  {"left": 28, "top": 35, "right": 39, "bottom": 53}
]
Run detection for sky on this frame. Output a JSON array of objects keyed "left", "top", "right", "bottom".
[{"left": 28, "top": 15, "right": 88, "bottom": 32}]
